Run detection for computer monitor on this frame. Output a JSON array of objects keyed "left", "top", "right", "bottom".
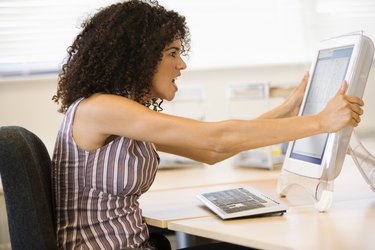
[
  {"left": 282, "top": 33, "right": 374, "bottom": 180},
  {"left": 290, "top": 46, "right": 353, "bottom": 165}
]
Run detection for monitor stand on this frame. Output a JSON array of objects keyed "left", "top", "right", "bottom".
[
  {"left": 277, "top": 130, "right": 375, "bottom": 212},
  {"left": 348, "top": 131, "right": 375, "bottom": 192}
]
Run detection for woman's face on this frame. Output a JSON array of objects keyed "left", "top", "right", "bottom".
[{"left": 150, "top": 39, "right": 187, "bottom": 101}]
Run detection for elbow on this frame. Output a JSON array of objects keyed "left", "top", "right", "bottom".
[
  {"left": 199, "top": 126, "right": 237, "bottom": 165},
  {"left": 202, "top": 147, "right": 231, "bottom": 165},
  {"left": 204, "top": 157, "right": 221, "bottom": 165}
]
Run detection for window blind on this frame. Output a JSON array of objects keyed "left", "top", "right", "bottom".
[
  {"left": 0, "top": 0, "right": 116, "bottom": 78},
  {"left": 0, "top": 0, "right": 374, "bottom": 78}
]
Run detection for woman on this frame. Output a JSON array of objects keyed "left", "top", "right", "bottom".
[{"left": 52, "top": 0, "right": 364, "bottom": 249}]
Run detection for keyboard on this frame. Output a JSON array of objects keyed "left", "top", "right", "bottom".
[{"left": 197, "top": 187, "right": 287, "bottom": 219}]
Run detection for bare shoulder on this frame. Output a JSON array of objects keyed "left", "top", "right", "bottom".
[
  {"left": 73, "top": 94, "right": 150, "bottom": 151},
  {"left": 77, "top": 94, "right": 153, "bottom": 122},
  {"left": 79, "top": 93, "right": 142, "bottom": 112}
]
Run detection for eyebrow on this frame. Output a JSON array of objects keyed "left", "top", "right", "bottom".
[{"left": 164, "top": 46, "right": 181, "bottom": 52}]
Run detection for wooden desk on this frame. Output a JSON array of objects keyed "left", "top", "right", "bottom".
[
  {"left": 140, "top": 179, "right": 283, "bottom": 228},
  {"left": 167, "top": 156, "right": 375, "bottom": 250},
  {"left": 141, "top": 154, "right": 375, "bottom": 228},
  {"left": 169, "top": 198, "right": 375, "bottom": 250},
  {"left": 141, "top": 161, "right": 283, "bottom": 228},
  {"left": 150, "top": 160, "right": 280, "bottom": 191}
]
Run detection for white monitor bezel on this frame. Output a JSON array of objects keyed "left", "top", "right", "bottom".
[{"left": 283, "top": 35, "right": 363, "bottom": 179}]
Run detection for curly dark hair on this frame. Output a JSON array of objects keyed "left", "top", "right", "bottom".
[{"left": 53, "top": 0, "right": 190, "bottom": 113}]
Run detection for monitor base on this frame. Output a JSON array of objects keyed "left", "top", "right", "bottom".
[{"left": 277, "top": 130, "right": 375, "bottom": 212}]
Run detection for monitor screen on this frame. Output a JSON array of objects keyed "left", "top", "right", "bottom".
[{"left": 290, "top": 46, "right": 354, "bottom": 164}]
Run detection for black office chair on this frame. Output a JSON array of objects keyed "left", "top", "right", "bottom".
[{"left": 0, "top": 126, "right": 57, "bottom": 250}]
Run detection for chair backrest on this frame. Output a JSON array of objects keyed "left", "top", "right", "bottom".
[{"left": 0, "top": 126, "right": 57, "bottom": 250}]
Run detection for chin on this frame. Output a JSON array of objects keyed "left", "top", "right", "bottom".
[
  {"left": 164, "top": 96, "right": 175, "bottom": 101},
  {"left": 164, "top": 93, "right": 176, "bottom": 101}
]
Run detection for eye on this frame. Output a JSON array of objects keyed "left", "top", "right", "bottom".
[{"left": 169, "top": 51, "right": 177, "bottom": 57}]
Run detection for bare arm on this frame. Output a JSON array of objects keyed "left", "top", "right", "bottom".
[
  {"left": 258, "top": 72, "right": 309, "bottom": 119},
  {"left": 73, "top": 82, "right": 363, "bottom": 165},
  {"left": 155, "top": 115, "right": 322, "bottom": 164}
]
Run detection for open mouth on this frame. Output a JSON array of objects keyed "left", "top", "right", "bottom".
[{"left": 172, "top": 77, "right": 178, "bottom": 90}]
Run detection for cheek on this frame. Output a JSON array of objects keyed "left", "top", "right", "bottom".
[
  {"left": 152, "top": 68, "right": 166, "bottom": 84},
  {"left": 154, "top": 74, "right": 169, "bottom": 87},
  {"left": 150, "top": 78, "right": 166, "bottom": 97}
]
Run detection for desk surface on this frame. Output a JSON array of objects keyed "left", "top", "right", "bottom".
[
  {"left": 167, "top": 155, "right": 375, "bottom": 250},
  {"left": 150, "top": 160, "right": 280, "bottom": 191},
  {"left": 140, "top": 179, "right": 284, "bottom": 228},
  {"left": 141, "top": 161, "right": 282, "bottom": 228},
  {"left": 142, "top": 153, "right": 375, "bottom": 227},
  {"left": 169, "top": 198, "right": 375, "bottom": 250}
]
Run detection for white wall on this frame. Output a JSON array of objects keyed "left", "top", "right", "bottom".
[
  {"left": 0, "top": 75, "right": 62, "bottom": 155},
  {"left": 1, "top": 62, "right": 374, "bottom": 156}
]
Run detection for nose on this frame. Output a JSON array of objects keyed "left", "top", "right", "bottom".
[{"left": 177, "top": 56, "right": 187, "bottom": 70}]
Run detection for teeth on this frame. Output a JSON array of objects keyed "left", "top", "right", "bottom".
[{"left": 172, "top": 76, "right": 179, "bottom": 84}]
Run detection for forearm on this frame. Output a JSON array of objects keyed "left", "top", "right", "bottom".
[
  {"left": 156, "top": 144, "right": 235, "bottom": 165},
  {"left": 212, "top": 115, "right": 322, "bottom": 155},
  {"left": 158, "top": 115, "right": 323, "bottom": 165},
  {"left": 257, "top": 102, "right": 290, "bottom": 119}
]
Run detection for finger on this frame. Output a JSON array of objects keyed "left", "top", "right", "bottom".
[
  {"left": 337, "top": 80, "right": 348, "bottom": 95},
  {"left": 345, "top": 96, "right": 364, "bottom": 106},
  {"left": 349, "top": 114, "right": 360, "bottom": 127},
  {"left": 352, "top": 112, "right": 361, "bottom": 123},
  {"left": 352, "top": 119, "right": 359, "bottom": 127},
  {"left": 352, "top": 116, "right": 360, "bottom": 127},
  {"left": 300, "top": 71, "right": 309, "bottom": 87},
  {"left": 350, "top": 104, "right": 364, "bottom": 116},
  {"left": 302, "top": 71, "right": 309, "bottom": 82}
]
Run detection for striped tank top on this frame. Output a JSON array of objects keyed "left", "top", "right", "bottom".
[{"left": 52, "top": 98, "right": 159, "bottom": 249}]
